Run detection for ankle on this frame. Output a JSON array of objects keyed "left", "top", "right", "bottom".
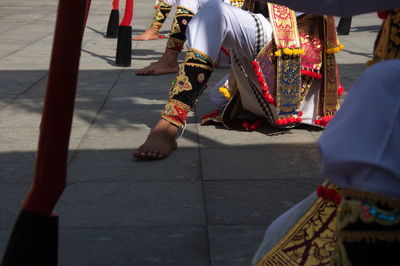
[{"left": 155, "top": 119, "right": 179, "bottom": 136}]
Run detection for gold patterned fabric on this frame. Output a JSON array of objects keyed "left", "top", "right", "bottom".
[
  {"left": 268, "top": 4, "right": 301, "bottom": 49},
  {"left": 150, "top": 0, "right": 173, "bottom": 30},
  {"left": 163, "top": 49, "right": 214, "bottom": 127},
  {"left": 333, "top": 188, "right": 400, "bottom": 266},
  {"left": 370, "top": 9, "right": 400, "bottom": 65},
  {"left": 166, "top": 6, "right": 194, "bottom": 52},
  {"left": 230, "top": 0, "right": 245, "bottom": 8},
  {"left": 256, "top": 183, "right": 339, "bottom": 266},
  {"left": 161, "top": 99, "right": 191, "bottom": 127},
  {"left": 254, "top": 13, "right": 341, "bottom": 127}
]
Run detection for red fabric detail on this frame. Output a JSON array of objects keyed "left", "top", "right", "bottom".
[
  {"left": 249, "top": 120, "right": 261, "bottom": 131},
  {"left": 316, "top": 185, "right": 341, "bottom": 204},
  {"left": 201, "top": 109, "right": 221, "bottom": 120},
  {"left": 337, "top": 86, "right": 345, "bottom": 96},
  {"left": 220, "top": 47, "right": 231, "bottom": 57},
  {"left": 378, "top": 11, "right": 390, "bottom": 19}
]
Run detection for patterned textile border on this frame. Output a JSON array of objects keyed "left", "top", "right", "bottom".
[
  {"left": 268, "top": 4, "right": 300, "bottom": 49},
  {"left": 256, "top": 183, "right": 338, "bottom": 266}
]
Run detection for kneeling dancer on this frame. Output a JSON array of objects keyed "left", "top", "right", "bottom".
[{"left": 133, "top": 0, "right": 344, "bottom": 159}]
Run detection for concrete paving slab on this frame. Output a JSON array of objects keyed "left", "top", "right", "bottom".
[
  {"left": 55, "top": 181, "right": 206, "bottom": 227},
  {"left": 58, "top": 226, "right": 209, "bottom": 266},
  {"left": 201, "top": 144, "right": 322, "bottom": 180},
  {"left": 67, "top": 147, "right": 201, "bottom": 182},
  {"left": 0, "top": 183, "right": 31, "bottom": 229},
  {"left": 204, "top": 179, "right": 323, "bottom": 225},
  {"left": 208, "top": 225, "right": 266, "bottom": 266}
]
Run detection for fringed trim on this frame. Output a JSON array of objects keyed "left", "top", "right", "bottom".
[
  {"left": 337, "top": 86, "right": 345, "bottom": 96},
  {"left": 184, "top": 62, "right": 213, "bottom": 71},
  {"left": 161, "top": 99, "right": 190, "bottom": 128},
  {"left": 201, "top": 109, "right": 222, "bottom": 125},
  {"left": 230, "top": 0, "right": 245, "bottom": 8},
  {"left": 242, "top": 120, "right": 261, "bottom": 131},
  {"left": 326, "top": 44, "right": 345, "bottom": 54},
  {"left": 338, "top": 230, "right": 400, "bottom": 243},
  {"left": 251, "top": 60, "right": 276, "bottom": 106},
  {"left": 301, "top": 68, "right": 322, "bottom": 79},
  {"left": 317, "top": 185, "right": 341, "bottom": 204},
  {"left": 313, "top": 115, "right": 334, "bottom": 127},
  {"left": 341, "top": 188, "right": 400, "bottom": 210},
  {"left": 274, "top": 48, "right": 304, "bottom": 57},
  {"left": 201, "top": 109, "right": 221, "bottom": 121},
  {"left": 377, "top": 11, "right": 390, "bottom": 19},
  {"left": 220, "top": 47, "right": 231, "bottom": 58},
  {"left": 275, "top": 115, "right": 302, "bottom": 126},
  {"left": 219, "top": 86, "right": 231, "bottom": 100}
]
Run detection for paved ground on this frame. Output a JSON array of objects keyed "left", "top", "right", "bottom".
[{"left": 0, "top": 1, "right": 380, "bottom": 265}]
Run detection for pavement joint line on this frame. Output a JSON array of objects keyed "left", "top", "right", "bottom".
[
  {"left": 0, "top": 31, "right": 53, "bottom": 60},
  {"left": 68, "top": 68, "right": 125, "bottom": 165},
  {"left": 195, "top": 120, "right": 214, "bottom": 266},
  {"left": 0, "top": 72, "right": 48, "bottom": 112}
]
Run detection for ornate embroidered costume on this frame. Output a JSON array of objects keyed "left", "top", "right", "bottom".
[
  {"left": 162, "top": 48, "right": 214, "bottom": 127},
  {"left": 166, "top": 6, "right": 195, "bottom": 53},
  {"left": 150, "top": 0, "right": 173, "bottom": 30},
  {"left": 216, "top": 2, "right": 344, "bottom": 129}
]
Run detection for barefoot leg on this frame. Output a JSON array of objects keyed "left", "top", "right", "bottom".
[
  {"left": 134, "top": 50, "right": 179, "bottom": 75},
  {"left": 132, "top": 27, "right": 161, "bottom": 41},
  {"left": 133, "top": 119, "right": 178, "bottom": 160}
]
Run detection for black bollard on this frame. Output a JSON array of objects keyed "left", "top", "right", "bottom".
[
  {"left": 115, "top": 25, "right": 132, "bottom": 67},
  {"left": 1, "top": 211, "right": 58, "bottom": 266},
  {"left": 106, "top": 9, "right": 119, "bottom": 38},
  {"left": 337, "top": 17, "right": 352, "bottom": 36}
]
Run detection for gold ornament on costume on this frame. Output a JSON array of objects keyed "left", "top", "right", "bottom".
[{"left": 169, "top": 65, "right": 192, "bottom": 98}]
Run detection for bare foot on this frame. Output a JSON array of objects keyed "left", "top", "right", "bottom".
[
  {"left": 132, "top": 28, "right": 160, "bottom": 41},
  {"left": 132, "top": 119, "right": 178, "bottom": 160},
  {"left": 135, "top": 50, "right": 179, "bottom": 75}
]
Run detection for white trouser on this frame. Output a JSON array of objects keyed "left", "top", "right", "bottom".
[{"left": 186, "top": 1, "right": 272, "bottom": 61}]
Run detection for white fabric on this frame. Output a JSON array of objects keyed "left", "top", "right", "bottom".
[
  {"left": 263, "top": 0, "right": 399, "bottom": 17},
  {"left": 319, "top": 59, "right": 400, "bottom": 199},
  {"left": 163, "top": 0, "right": 176, "bottom": 5},
  {"left": 210, "top": 75, "right": 230, "bottom": 109},
  {"left": 187, "top": 1, "right": 274, "bottom": 116},
  {"left": 178, "top": 0, "right": 228, "bottom": 13},
  {"left": 186, "top": 1, "right": 273, "bottom": 61}
]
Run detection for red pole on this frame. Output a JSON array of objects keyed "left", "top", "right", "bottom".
[
  {"left": 115, "top": 0, "right": 134, "bottom": 66},
  {"left": 113, "top": 0, "right": 120, "bottom": 10},
  {"left": 22, "top": 0, "right": 89, "bottom": 216},
  {"left": 120, "top": 0, "right": 133, "bottom": 26},
  {"left": 2, "top": 0, "right": 91, "bottom": 265}
]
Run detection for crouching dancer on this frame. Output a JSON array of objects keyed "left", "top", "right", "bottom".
[{"left": 133, "top": 0, "right": 343, "bottom": 159}]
